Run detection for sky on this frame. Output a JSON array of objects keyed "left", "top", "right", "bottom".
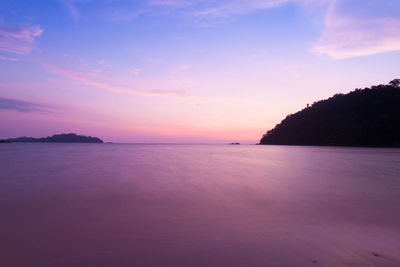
[{"left": 0, "top": 0, "right": 399, "bottom": 143}]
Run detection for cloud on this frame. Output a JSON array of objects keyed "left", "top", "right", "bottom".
[
  {"left": 0, "top": 97, "right": 49, "bottom": 113},
  {"left": 61, "top": 0, "right": 81, "bottom": 19},
  {"left": 105, "top": 0, "right": 399, "bottom": 59},
  {"left": 149, "top": 0, "right": 193, "bottom": 7},
  {"left": 148, "top": 0, "right": 326, "bottom": 18},
  {"left": 314, "top": 0, "right": 400, "bottom": 59},
  {"left": 130, "top": 68, "right": 140, "bottom": 76},
  {"left": 0, "top": 55, "right": 19, "bottom": 61},
  {"left": 109, "top": 0, "right": 320, "bottom": 22},
  {"left": 0, "top": 26, "right": 43, "bottom": 55},
  {"left": 99, "top": 59, "right": 112, "bottom": 67},
  {"left": 90, "top": 69, "right": 103, "bottom": 73},
  {"left": 147, "top": 58, "right": 190, "bottom": 72},
  {"left": 46, "top": 64, "right": 189, "bottom": 98},
  {"left": 178, "top": 63, "right": 190, "bottom": 71},
  {"left": 190, "top": 0, "right": 288, "bottom": 18}
]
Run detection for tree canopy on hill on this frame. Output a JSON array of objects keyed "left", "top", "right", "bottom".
[
  {"left": 260, "top": 80, "right": 400, "bottom": 147},
  {"left": 3, "top": 133, "right": 103, "bottom": 143}
]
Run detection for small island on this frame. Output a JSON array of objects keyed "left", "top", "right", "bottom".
[
  {"left": 260, "top": 79, "right": 400, "bottom": 147},
  {"left": 1, "top": 133, "right": 104, "bottom": 143}
]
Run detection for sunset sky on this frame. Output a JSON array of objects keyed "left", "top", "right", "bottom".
[{"left": 1, "top": 0, "right": 399, "bottom": 143}]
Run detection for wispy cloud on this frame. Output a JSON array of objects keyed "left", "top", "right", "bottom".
[
  {"left": 108, "top": 0, "right": 319, "bottom": 22},
  {"left": 90, "top": 69, "right": 103, "bottom": 73},
  {"left": 99, "top": 59, "right": 111, "bottom": 67},
  {"left": 149, "top": 0, "right": 326, "bottom": 17},
  {"left": 314, "top": 0, "right": 400, "bottom": 59},
  {"left": 0, "top": 26, "right": 43, "bottom": 55},
  {"left": 104, "top": 0, "right": 400, "bottom": 59},
  {"left": 0, "top": 55, "right": 19, "bottom": 61},
  {"left": 148, "top": 0, "right": 194, "bottom": 7},
  {"left": 130, "top": 68, "right": 140, "bottom": 76},
  {"left": 147, "top": 58, "right": 190, "bottom": 72},
  {"left": 189, "top": 0, "right": 288, "bottom": 19},
  {"left": 46, "top": 64, "right": 189, "bottom": 98},
  {"left": 0, "top": 97, "right": 49, "bottom": 113},
  {"left": 61, "top": 0, "right": 81, "bottom": 19}
]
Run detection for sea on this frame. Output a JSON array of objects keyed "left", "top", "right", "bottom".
[{"left": 1, "top": 143, "right": 399, "bottom": 266}]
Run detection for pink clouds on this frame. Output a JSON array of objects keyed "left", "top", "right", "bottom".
[
  {"left": 146, "top": 0, "right": 398, "bottom": 60},
  {"left": 46, "top": 64, "right": 189, "bottom": 98},
  {"left": 130, "top": 68, "right": 140, "bottom": 76},
  {"left": 0, "top": 26, "right": 43, "bottom": 55},
  {"left": 99, "top": 59, "right": 112, "bottom": 67},
  {"left": 90, "top": 69, "right": 103, "bottom": 73},
  {"left": 0, "top": 55, "right": 19, "bottom": 61},
  {"left": 314, "top": 0, "right": 400, "bottom": 59}
]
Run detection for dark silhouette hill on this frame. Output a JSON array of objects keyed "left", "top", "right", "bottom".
[
  {"left": 3, "top": 133, "right": 103, "bottom": 143},
  {"left": 260, "top": 79, "right": 400, "bottom": 147}
]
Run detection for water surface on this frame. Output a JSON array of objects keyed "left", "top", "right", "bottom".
[{"left": 1, "top": 144, "right": 400, "bottom": 266}]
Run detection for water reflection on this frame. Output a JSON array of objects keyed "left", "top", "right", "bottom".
[{"left": 1, "top": 144, "right": 400, "bottom": 266}]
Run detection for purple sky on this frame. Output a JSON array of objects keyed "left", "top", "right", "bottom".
[{"left": 1, "top": 0, "right": 399, "bottom": 143}]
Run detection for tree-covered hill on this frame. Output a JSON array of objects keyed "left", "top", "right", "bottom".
[
  {"left": 2, "top": 133, "right": 103, "bottom": 143},
  {"left": 260, "top": 80, "right": 400, "bottom": 147}
]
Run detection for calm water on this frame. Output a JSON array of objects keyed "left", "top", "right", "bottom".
[{"left": 1, "top": 144, "right": 400, "bottom": 267}]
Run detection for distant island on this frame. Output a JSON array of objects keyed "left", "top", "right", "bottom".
[
  {"left": 1, "top": 133, "right": 103, "bottom": 143},
  {"left": 260, "top": 79, "right": 400, "bottom": 147}
]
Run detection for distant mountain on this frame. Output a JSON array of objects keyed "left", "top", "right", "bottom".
[
  {"left": 3, "top": 133, "right": 103, "bottom": 143},
  {"left": 260, "top": 79, "right": 400, "bottom": 147}
]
